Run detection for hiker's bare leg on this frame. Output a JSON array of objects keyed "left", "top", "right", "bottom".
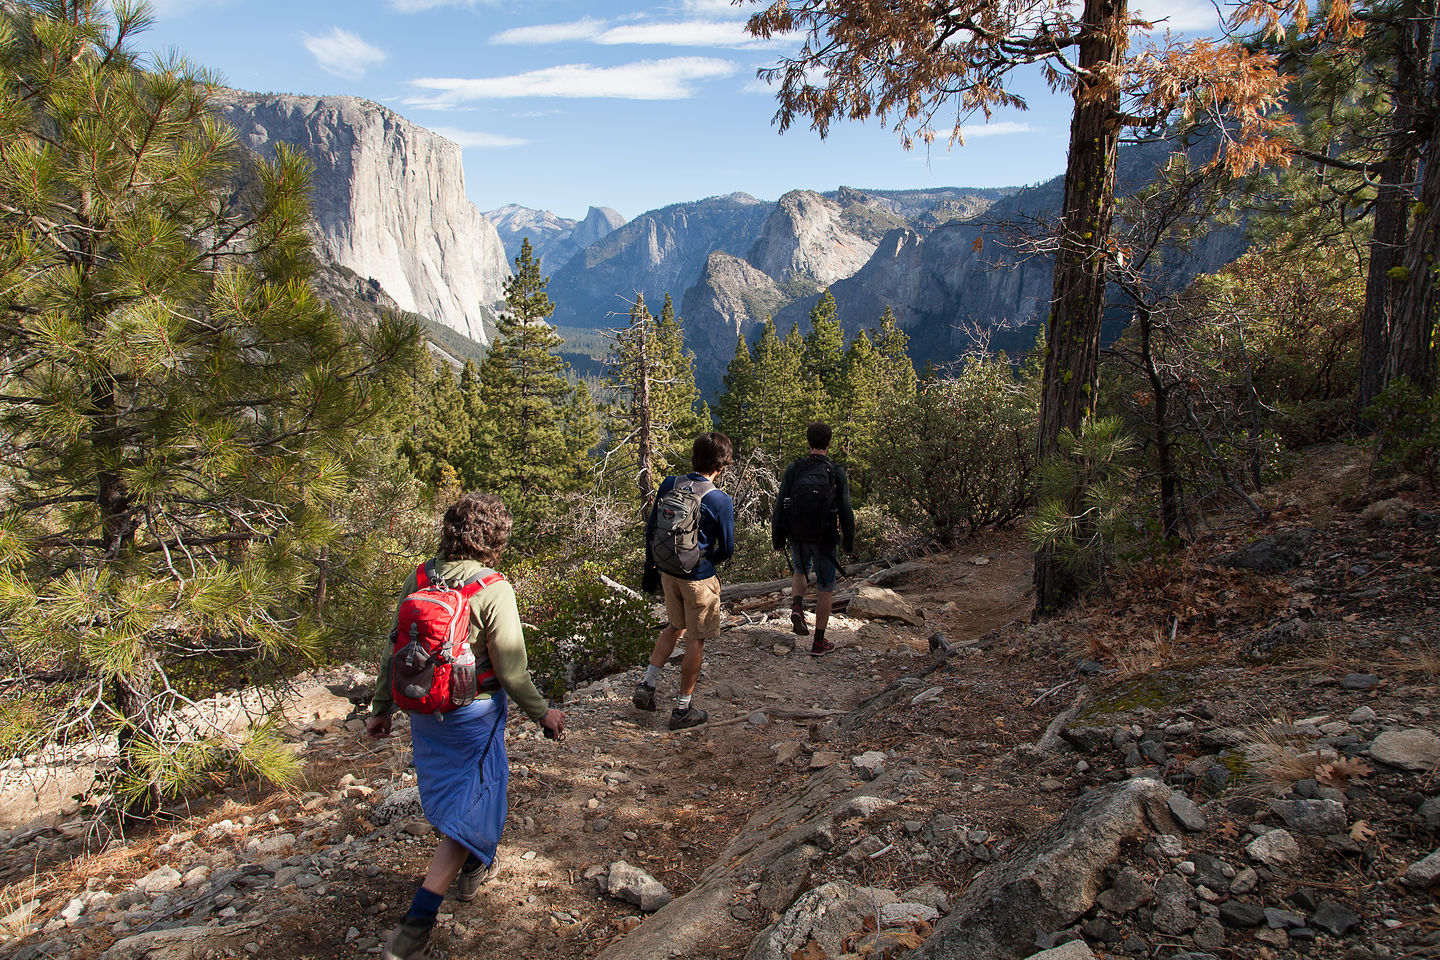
[
  {"left": 815, "top": 590, "right": 834, "bottom": 636},
  {"left": 422, "top": 836, "right": 470, "bottom": 894},
  {"left": 678, "top": 636, "right": 706, "bottom": 697},
  {"left": 790, "top": 571, "right": 807, "bottom": 607},
  {"left": 649, "top": 624, "right": 684, "bottom": 668}
]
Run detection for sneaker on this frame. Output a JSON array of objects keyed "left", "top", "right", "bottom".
[
  {"left": 455, "top": 859, "right": 496, "bottom": 902},
  {"left": 667, "top": 706, "right": 708, "bottom": 730},
  {"left": 632, "top": 682, "right": 657, "bottom": 711},
  {"left": 382, "top": 918, "right": 434, "bottom": 960},
  {"left": 810, "top": 637, "right": 836, "bottom": 657},
  {"left": 790, "top": 609, "right": 809, "bottom": 636}
]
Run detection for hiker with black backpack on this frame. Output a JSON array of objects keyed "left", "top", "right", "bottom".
[
  {"left": 634, "top": 432, "right": 736, "bottom": 730},
  {"left": 366, "top": 493, "right": 565, "bottom": 960},
  {"left": 773, "top": 422, "right": 856, "bottom": 656}
]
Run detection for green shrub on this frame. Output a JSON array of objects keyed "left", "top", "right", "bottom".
[
  {"left": 512, "top": 560, "right": 654, "bottom": 699},
  {"left": 725, "top": 520, "right": 791, "bottom": 583},
  {"left": 872, "top": 356, "right": 1038, "bottom": 543},
  {"left": 1370, "top": 380, "right": 1440, "bottom": 487}
]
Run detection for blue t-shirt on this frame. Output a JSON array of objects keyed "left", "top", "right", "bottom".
[{"left": 645, "top": 472, "right": 735, "bottom": 581}]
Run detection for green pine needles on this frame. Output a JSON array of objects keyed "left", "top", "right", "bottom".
[
  {"left": 1027, "top": 416, "right": 1141, "bottom": 591},
  {"left": 0, "top": 1, "right": 417, "bottom": 819}
]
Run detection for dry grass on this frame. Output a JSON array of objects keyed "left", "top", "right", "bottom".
[
  {"left": 1232, "top": 719, "right": 1336, "bottom": 790},
  {"left": 0, "top": 869, "right": 45, "bottom": 941}
]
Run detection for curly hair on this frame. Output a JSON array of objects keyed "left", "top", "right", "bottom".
[{"left": 438, "top": 493, "right": 512, "bottom": 565}]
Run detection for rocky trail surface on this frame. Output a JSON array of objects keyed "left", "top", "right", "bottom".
[{"left": 4, "top": 447, "right": 1440, "bottom": 960}]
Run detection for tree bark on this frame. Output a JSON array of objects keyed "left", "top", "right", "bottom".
[
  {"left": 1357, "top": 153, "right": 1413, "bottom": 413},
  {"left": 1359, "top": 1, "right": 1434, "bottom": 414},
  {"left": 1387, "top": 94, "right": 1440, "bottom": 393},
  {"left": 115, "top": 669, "right": 162, "bottom": 821},
  {"left": 1033, "top": 0, "right": 1127, "bottom": 614}
]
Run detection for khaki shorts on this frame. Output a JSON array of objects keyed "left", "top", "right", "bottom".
[{"left": 661, "top": 573, "right": 722, "bottom": 639}]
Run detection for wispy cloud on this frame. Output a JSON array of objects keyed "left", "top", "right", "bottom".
[
  {"left": 958, "top": 121, "right": 1033, "bottom": 139},
  {"left": 389, "top": 0, "right": 500, "bottom": 11},
  {"left": 302, "top": 28, "right": 388, "bottom": 80},
  {"left": 407, "top": 58, "right": 740, "bottom": 107},
  {"left": 429, "top": 126, "right": 529, "bottom": 148},
  {"left": 491, "top": 17, "right": 782, "bottom": 49},
  {"left": 490, "top": 18, "right": 607, "bottom": 45}
]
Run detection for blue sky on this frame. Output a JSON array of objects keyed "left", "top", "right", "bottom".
[{"left": 139, "top": 0, "right": 1224, "bottom": 222}]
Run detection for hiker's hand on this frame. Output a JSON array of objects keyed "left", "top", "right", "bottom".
[
  {"left": 540, "top": 708, "right": 566, "bottom": 741},
  {"left": 365, "top": 714, "right": 392, "bottom": 739}
]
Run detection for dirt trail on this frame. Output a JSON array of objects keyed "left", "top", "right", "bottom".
[{"left": 323, "top": 531, "right": 1035, "bottom": 960}]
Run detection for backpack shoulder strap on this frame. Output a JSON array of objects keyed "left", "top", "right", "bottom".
[{"left": 459, "top": 569, "right": 506, "bottom": 600}]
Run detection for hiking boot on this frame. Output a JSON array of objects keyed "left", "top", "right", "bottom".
[
  {"left": 382, "top": 918, "right": 434, "bottom": 960},
  {"left": 455, "top": 859, "right": 496, "bottom": 902},
  {"left": 790, "top": 609, "right": 809, "bottom": 636},
  {"left": 632, "top": 682, "right": 657, "bottom": 711},
  {"left": 667, "top": 706, "right": 708, "bottom": 730},
  {"left": 810, "top": 637, "right": 836, "bottom": 657}
]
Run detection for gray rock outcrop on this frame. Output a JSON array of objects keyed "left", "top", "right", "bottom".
[
  {"left": 908, "top": 778, "right": 1176, "bottom": 960},
  {"left": 747, "top": 190, "right": 879, "bottom": 286},
  {"left": 214, "top": 91, "right": 509, "bottom": 344}
]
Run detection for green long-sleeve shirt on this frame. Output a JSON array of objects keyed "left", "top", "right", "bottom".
[{"left": 370, "top": 559, "right": 549, "bottom": 722}]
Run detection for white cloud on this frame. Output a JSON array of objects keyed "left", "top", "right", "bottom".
[
  {"left": 596, "top": 20, "right": 773, "bottom": 47},
  {"left": 741, "top": 74, "right": 777, "bottom": 94},
  {"left": 1132, "top": 0, "right": 1226, "bottom": 32},
  {"left": 428, "top": 125, "right": 530, "bottom": 148},
  {"left": 407, "top": 58, "right": 739, "bottom": 107},
  {"left": 491, "top": 17, "right": 783, "bottom": 49},
  {"left": 680, "top": 0, "right": 746, "bottom": 12},
  {"left": 302, "top": 28, "right": 388, "bottom": 80},
  {"left": 389, "top": 0, "right": 500, "bottom": 11},
  {"left": 958, "top": 121, "right": 1033, "bottom": 139},
  {"left": 491, "top": 18, "right": 607, "bottom": 45}
]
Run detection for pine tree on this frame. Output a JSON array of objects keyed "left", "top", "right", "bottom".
[
  {"left": 718, "top": 333, "right": 759, "bottom": 451},
  {"left": 604, "top": 294, "right": 708, "bottom": 510},
  {"left": 802, "top": 290, "right": 847, "bottom": 418},
  {"left": 0, "top": 1, "right": 417, "bottom": 816},
  {"left": 874, "top": 307, "right": 919, "bottom": 404},
  {"left": 474, "top": 239, "right": 592, "bottom": 504},
  {"left": 838, "top": 329, "right": 884, "bottom": 497}
]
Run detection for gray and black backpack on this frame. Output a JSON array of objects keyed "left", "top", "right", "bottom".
[{"left": 649, "top": 477, "right": 715, "bottom": 576}]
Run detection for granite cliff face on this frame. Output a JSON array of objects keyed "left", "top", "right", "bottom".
[
  {"left": 547, "top": 193, "right": 772, "bottom": 328},
  {"left": 679, "top": 252, "right": 786, "bottom": 369},
  {"left": 746, "top": 190, "right": 879, "bottom": 287},
  {"left": 486, "top": 204, "right": 625, "bottom": 271},
  {"left": 213, "top": 91, "right": 509, "bottom": 344}
]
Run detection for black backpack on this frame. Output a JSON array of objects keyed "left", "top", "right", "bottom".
[
  {"left": 649, "top": 477, "right": 716, "bottom": 576},
  {"left": 785, "top": 458, "right": 836, "bottom": 544}
]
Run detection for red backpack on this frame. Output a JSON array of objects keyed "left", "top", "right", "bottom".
[{"left": 390, "top": 560, "right": 505, "bottom": 714}]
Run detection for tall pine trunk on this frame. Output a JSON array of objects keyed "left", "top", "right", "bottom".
[
  {"left": 1387, "top": 114, "right": 1440, "bottom": 392},
  {"left": 1357, "top": 153, "right": 1412, "bottom": 413},
  {"left": 1359, "top": 2, "right": 1434, "bottom": 415},
  {"left": 1033, "top": 0, "right": 1126, "bottom": 614}
]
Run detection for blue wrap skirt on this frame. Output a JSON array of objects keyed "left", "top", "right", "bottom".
[{"left": 408, "top": 691, "right": 509, "bottom": 866}]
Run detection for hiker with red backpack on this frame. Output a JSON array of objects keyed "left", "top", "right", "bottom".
[
  {"left": 773, "top": 422, "right": 856, "bottom": 656},
  {"left": 634, "top": 432, "right": 736, "bottom": 730},
  {"left": 366, "top": 493, "right": 564, "bottom": 960}
]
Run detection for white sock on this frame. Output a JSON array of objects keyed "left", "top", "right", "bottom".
[
  {"left": 676, "top": 694, "right": 692, "bottom": 711},
  {"left": 643, "top": 664, "right": 662, "bottom": 686}
]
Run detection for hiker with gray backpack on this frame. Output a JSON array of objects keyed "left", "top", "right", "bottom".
[
  {"left": 773, "top": 422, "right": 856, "bottom": 656},
  {"left": 635, "top": 432, "right": 735, "bottom": 730}
]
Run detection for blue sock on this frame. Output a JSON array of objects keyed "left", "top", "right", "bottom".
[{"left": 406, "top": 886, "right": 444, "bottom": 924}]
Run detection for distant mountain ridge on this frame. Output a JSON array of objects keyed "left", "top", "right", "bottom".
[{"left": 487, "top": 204, "right": 626, "bottom": 272}]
